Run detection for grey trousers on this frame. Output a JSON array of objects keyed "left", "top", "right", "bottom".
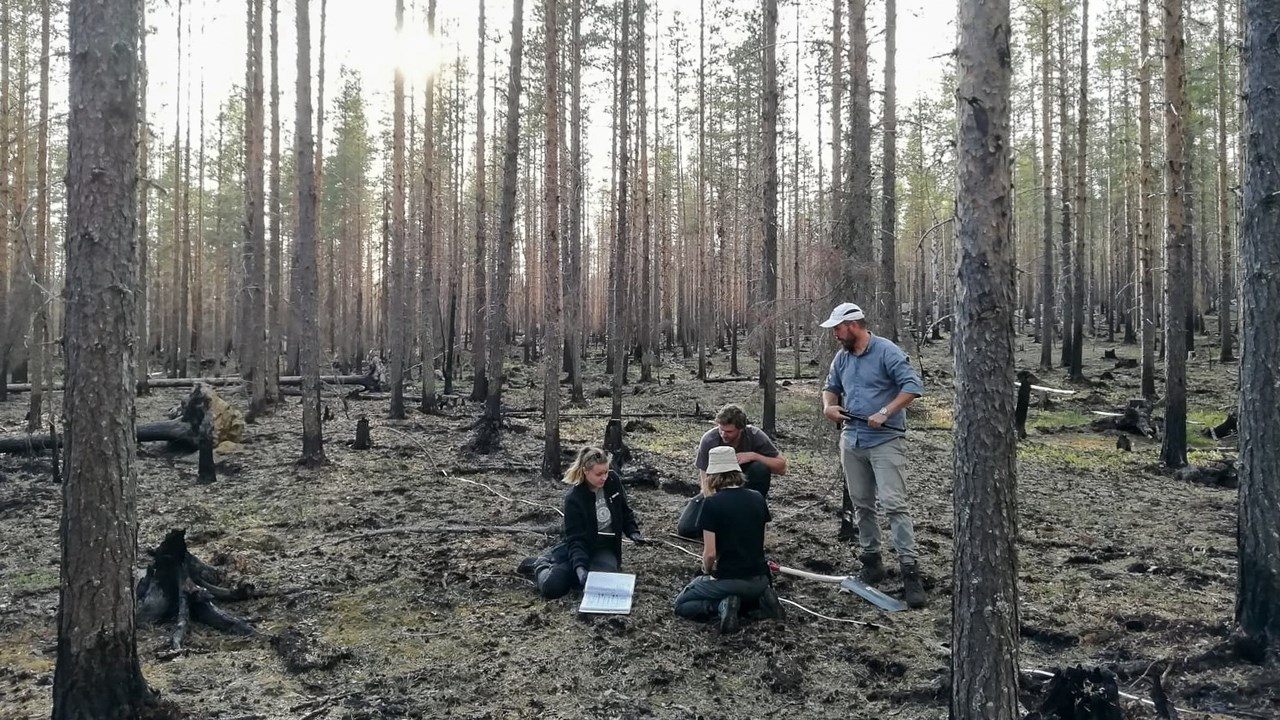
[
  {"left": 840, "top": 435, "right": 918, "bottom": 563},
  {"left": 673, "top": 574, "right": 770, "bottom": 620}
]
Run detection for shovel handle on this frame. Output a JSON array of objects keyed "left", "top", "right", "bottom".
[
  {"left": 840, "top": 411, "right": 906, "bottom": 434},
  {"left": 773, "top": 564, "right": 848, "bottom": 585}
]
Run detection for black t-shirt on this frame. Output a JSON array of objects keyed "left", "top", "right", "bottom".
[{"left": 696, "top": 486, "right": 771, "bottom": 580}]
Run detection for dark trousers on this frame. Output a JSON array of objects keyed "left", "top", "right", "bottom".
[
  {"left": 675, "top": 462, "right": 772, "bottom": 538},
  {"left": 535, "top": 547, "right": 619, "bottom": 600},
  {"left": 673, "top": 574, "right": 770, "bottom": 620}
]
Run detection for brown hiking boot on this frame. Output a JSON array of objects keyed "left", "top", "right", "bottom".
[
  {"left": 755, "top": 586, "right": 786, "bottom": 622},
  {"left": 901, "top": 561, "right": 926, "bottom": 609},
  {"left": 858, "top": 552, "right": 886, "bottom": 584}
]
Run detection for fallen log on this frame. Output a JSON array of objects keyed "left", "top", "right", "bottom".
[
  {"left": 6, "top": 372, "right": 380, "bottom": 394},
  {"left": 1, "top": 384, "right": 222, "bottom": 482},
  {"left": 303, "top": 523, "right": 555, "bottom": 553},
  {"left": 1173, "top": 460, "right": 1237, "bottom": 488},
  {"left": 502, "top": 410, "right": 711, "bottom": 420},
  {"left": 0, "top": 419, "right": 208, "bottom": 454}
]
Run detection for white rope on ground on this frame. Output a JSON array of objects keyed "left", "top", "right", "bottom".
[
  {"left": 779, "top": 598, "right": 886, "bottom": 629},
  {"left": 378, "top": 425, "right": 564, "bottom": 517},
  {"left": 658, "top": 539, "right": 701, "bottom": 559}
]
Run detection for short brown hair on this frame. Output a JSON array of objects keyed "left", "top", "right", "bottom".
[
  {"left": 701, "top": 469, "right": 745, "bottom": 496},
  {"left": 715, "top": 404, "right": 749, "bottom": 429}
]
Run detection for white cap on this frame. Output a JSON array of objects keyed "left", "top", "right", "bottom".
[
  {"left": 818, "top": 302, "right": 865, "bottom": 328},
  {"left": 704, "top": 446, "right": 742, "bottom": 475}
]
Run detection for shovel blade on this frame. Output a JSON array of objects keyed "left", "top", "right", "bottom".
[{"left": 840, "top": 577, "right": 909, "bottom": 612}]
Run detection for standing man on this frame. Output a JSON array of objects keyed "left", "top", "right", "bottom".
[
  {"left": 819, "top": 302, "right": 927, "bottom": 608},
  {"left": 675, "top": 404, "right": 787, "bottom": 538}
]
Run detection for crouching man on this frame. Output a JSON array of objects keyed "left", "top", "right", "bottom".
[{"left": 675, "top": 403, "right": 787, "bottom": 539}]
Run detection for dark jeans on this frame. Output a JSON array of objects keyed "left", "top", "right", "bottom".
[
  {"left": 535, "top": 547, "right": 619, "bottom": 600},
  {"left": 675, "top": 461, "right": 772, "bottom": 538},
  {"left": 673, "top": 574, "right": 770, "bottom": 620}
]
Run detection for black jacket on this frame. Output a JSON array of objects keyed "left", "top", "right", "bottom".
[{"left": 549, "top": 471, "right": 640, "bottom": 574}]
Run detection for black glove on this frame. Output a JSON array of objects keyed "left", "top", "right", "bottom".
[
  {"left": 627, "top": 531, "right": 647, "bottom": 545},
  {"left": 575, "top": 566, "right": 589, "bottom": 587}
]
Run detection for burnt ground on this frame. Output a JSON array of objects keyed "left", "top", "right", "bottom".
[{"left": 1, "top": 326, "right": 1277, "bottom": 720}]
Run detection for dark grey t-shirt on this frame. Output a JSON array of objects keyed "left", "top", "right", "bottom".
[{"left": 695, "top": 425, "right": 780, "bottom": 471}]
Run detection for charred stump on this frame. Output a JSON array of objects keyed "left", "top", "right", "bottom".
[
  {"left": 1090, "top": 399, "right": 1156, "bottom": 437},
  {"left": 1202, "top": 412, "right": 1237, "bottom": 440},
  {"left": 1016, "top": 370, "right": 1036, "bottom": 440},
  {"left": 603, "top": 419, "right": 632, "bottom": 473},
  {"left": 464, "top": 414, "right": 503, "bottom": 455},
  {"left": 620, "top": 463, "right": 660, "bottom": 489},
  {"left": 1173, "top": 458, "right": 1238, "bottom": 488},
  {"left": 353, "top": 417, "right": 371, "bottom": 450},
  {"left": 1032, "top": 666, "right": 1123, "bottom": 720},
  {"left": 136, "top": 529, "right": 257, "bottom": 652}
]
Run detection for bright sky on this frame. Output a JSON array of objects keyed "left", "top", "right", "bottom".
[{"left": 144, "top": 0, "right": 958, "bottom": 193}]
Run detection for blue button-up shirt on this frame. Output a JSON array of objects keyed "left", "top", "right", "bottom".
[{"left": 824, "top": 335, "right": 925, "bottom": 448}]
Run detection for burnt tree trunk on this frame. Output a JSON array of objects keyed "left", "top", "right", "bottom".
[
  {"left": 53, "top": 1, "right": 154, "bottom": 714},
  {"left": 1159, "top": 0, "right": 1189, "bottom": 470},
  {"left": 294, "top": 0, "right": 326, "bottom": 465},
  {"left": 541, "top": 0, "right": 562, "bottom": 480},
  {"left": 1237, "top": 0, "right": 1280, "bottom": 661},
  {"left": 760, "top": 0, "right": 778, "bottom": 435},
  {"left": 469, "top": 0, "right": 489, "bottom": 402},
  {"left": 470, "top": 0, "right": 525, "bottom": 454},
  {"left": 388, "top": 0, "right": 407, "bottom": 420},
  {"left": 952, "top": 0, "right": 1021, "bottom": 715}
]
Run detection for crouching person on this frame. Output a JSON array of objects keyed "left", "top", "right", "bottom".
[
  {"left": 675, "top": 404, "right": 787, "bottom": 539},
  {"left": 517, "top": 447, "right": 645, "bottom": 599},
  {"left": 673, "top": 447, "right": 784, "bottom": 632}
]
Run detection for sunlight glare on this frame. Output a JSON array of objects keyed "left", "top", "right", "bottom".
[{"left": 389, "top": 26, "right": 445, "bottom": 82}]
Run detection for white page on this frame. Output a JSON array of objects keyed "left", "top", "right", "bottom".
[{"left": 578, "top": 571, "right": 636, "bottom": 614}]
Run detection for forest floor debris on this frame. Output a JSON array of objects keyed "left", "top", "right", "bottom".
[{"left": 1, "top": 332, "right": 1276, "bottom": 719}]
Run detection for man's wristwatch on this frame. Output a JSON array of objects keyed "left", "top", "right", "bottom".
[{"left": 878, "top": 406, "right": 890, "bottom": 417}]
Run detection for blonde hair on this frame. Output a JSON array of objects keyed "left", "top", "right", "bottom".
[
  {"left": 701, "top": 469, "right": 745, "bottom": 496},
  {"left": 564, "top": 446, "right": 611, "bottom": 486}
]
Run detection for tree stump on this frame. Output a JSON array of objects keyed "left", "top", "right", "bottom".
[
  {"left": 353, "top": 417, "right": 371, "bottom": 450},
  {"left": 1034, "top": 666, "right": 1123, "bottom": 720},
  {"left": 1090, "top": 399, "right": 1155, "bottom": 437},
  {"left": 1203, "top": 412, "right": 1237, "bottom": 440},
  {"left": 136, "top": 529, "right": 256, "bottom": 651},
  {"left": 1015, "top": 370, "right": 1036, "bottom": 440},
  {"left": 603, "top": 419, "right": 631, "bottom": 471}
]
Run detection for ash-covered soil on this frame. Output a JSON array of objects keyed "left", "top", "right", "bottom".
[{"left": 1, "top": 329, "right": 1276, "bottom": 719}]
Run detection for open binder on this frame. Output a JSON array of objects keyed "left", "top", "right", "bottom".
[{"left": 577, "top": 571, "right": 636, "bottom": 615}]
